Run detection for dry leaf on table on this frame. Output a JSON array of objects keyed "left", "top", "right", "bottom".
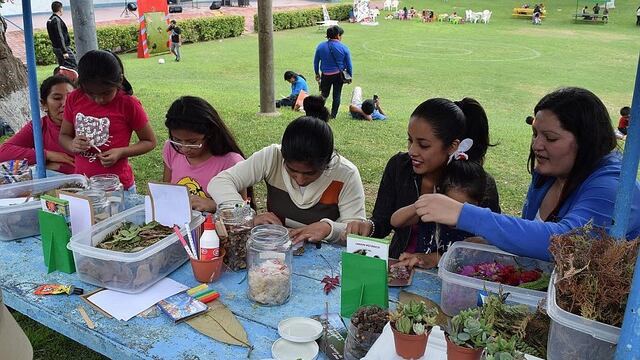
[
  {"left": 398, "top": 290, "right": 450, "bottom": 328},
  {"left": 186, "top": 300, "right": 252, "bottom": 349}
]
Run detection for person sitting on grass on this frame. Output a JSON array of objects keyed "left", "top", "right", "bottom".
[
  {"left": 276, "top": 71, "right": 309, "bottom": 109},
  {"left": 303, "top": 95, "right": 330, "bottom": 122},
  {"left": 349, "top": 86, "right": 386, "bottom": 121},
  {"left": 616, "top": 106, "right": 631, "bottom": 139}
]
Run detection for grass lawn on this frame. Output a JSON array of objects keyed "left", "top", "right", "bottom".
[{"left": 13, "top": 0, "right": 640, "bottom": 357}]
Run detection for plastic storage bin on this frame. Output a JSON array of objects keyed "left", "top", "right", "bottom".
[
  {"left": 68, "top": 205, "right": 205, "bottom": 293},
  {"left": 437, "top": 242, "right": 552, "bottom": 316},
  {"left": 0, "top": 174, "right": 88, "bottom": 241},
  {"left": 546, "top": 273, "right": 619, "bottom": 360}
]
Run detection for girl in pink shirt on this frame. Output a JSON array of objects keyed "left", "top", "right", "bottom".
[
  {"left": 0, "top": 75, "right": 75, "bottom": 173},
  {"left": 59, "top": 50, "right": 157, "bottom": 190},
  {"left": 163, "top": 96, "right": 251, "bottom": 212}
]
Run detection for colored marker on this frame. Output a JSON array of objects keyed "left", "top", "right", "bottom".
[
  {"left": 192, "top": 288, "right": 216, "bottom": 299},
  {"left": 184, "top": 222, "right": 198, "bottom": 259},
  {"left": 173, "top": 225, "right": 196, "bottom": 259},
  {"left": 187, "top": 284, "right": 208, "bottom": 296},
  {"left": 199, "top": 292, "right": 220, "bottom": 304}
]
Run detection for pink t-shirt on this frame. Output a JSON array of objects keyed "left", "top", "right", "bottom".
[
  {"left": 162, "top": 141, "right": 244, "bottom": 198},
  {"left": 63, "top": 89, "right": 149, "bottom": 189}
]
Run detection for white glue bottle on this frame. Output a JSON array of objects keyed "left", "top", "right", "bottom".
[{"left": 200, "top": 214, "right": 220, "bottom": 261}]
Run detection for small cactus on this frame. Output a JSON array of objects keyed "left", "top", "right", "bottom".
[{"left": 390, "top": 300, "right": 438, "bottom": 335}]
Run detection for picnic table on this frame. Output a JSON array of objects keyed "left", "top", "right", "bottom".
[
  {"left": 573, "top": 13, "right": 608, "bottom": 23},
  {"left": 1, "top": 236, "right": 443, "bottom": 359},
  {"left": 512, "top": 7, "right": 546, "bottom": 18}
]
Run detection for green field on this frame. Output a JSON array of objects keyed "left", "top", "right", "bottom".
[{"left": 15, "top": 0, "right": 640, "bottom": 357}]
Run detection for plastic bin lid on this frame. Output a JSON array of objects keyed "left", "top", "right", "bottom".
[
  {"left": 271, "top": 338, "right": 318, "bottom": 360},
  {"left": 278, "top": 317, "right": 323, "bottom": 343},
  {"left": 546, "top": 272, "right": 620, "bottom": 344}
]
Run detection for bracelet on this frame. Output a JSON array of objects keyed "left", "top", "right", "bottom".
[{"left": 366, "top": 218, "right": 375, "bottom": 237}]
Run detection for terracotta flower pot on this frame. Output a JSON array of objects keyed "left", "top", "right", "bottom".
[
  {"left": 391, "top": 323, "right": 430, "bottom": 359},
  {"left": 445, "top": 335, "right": 484, "bottom": 360},
  {"left": 190, "top": 248, "right": 226, "bottom": 283}
]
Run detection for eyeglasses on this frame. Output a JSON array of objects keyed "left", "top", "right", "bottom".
[{"left": 168, "top": 139, "right": 204, "bottom": 149}]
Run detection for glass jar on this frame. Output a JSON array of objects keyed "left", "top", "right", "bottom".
[
  {"left": 77, "top": 189, "right": 111, "bottom": 223},
  {"left": 89, "top": 174, "right": 124, "bottom": 214},
  {"left": 215, "top": 201, "right": 255, "bottom": 271},
  {"left": 246, "top": 224, "right": 292, "bottom": 306}
]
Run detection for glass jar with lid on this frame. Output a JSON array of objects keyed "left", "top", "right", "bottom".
[
  {"left": 89, "top": 174, "right": 124, "bottom": 214},
  {"left": 77, "top": 189, "right": 111, "bottom": 223},
  {"left": 246, "top": 224, "right": 292, "bottom": 306},
  {"left": 215, "top": 201, "right": 255, "bottom": 271}
]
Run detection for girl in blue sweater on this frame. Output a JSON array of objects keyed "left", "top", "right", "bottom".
[
  {"left": 276, "top": 71, "right": 309, "bottom": 109},
  {"left": 414, "top": 87, "right": 640, "bottom": 261}
]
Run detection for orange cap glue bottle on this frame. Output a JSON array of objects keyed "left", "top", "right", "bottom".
[{"left": 200, "top": 214, "right": 220, "bottom": 261}]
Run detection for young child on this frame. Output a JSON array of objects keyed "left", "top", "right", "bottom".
[
  {"left": 163, "top": 96, "right": 251, "bottom": 212},
  {"left": 618, "top": 106, "right": 631, "bottom": 137},
  {"left": 59, "top": 50, "right": 157, "bottom": 191},
  {"left": 276, "top": 71, "right": 309, "bottom": 109},
  {"left": 390, "top": 143, "right": 487, "bottom": 268},
  {"left": 167, "top": 20, "right": 182, "bottom": 62}
]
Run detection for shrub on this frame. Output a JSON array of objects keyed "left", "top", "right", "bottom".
[
  {"left": 34, "top": 15, "right": 244, "bottom": 66},
  {"left": 254, "top": 4, "right": 352, "bottom": 32}
]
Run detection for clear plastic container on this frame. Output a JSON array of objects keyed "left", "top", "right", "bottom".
[
  {"left": 546, "top": 272, "right": 619, "bottom": 360},
  {"left": 77, "top": 189, "right": 111, "bottom": 223},
  {"left": 216, "top": 201, "right": 255, "bottom": 271},
  {"left": 247, "top": 224, "right": 292, "bottom": 306},
  {"left": 0, "top": 174, "right": 88, "bottom": 241},
  {"left": 89, "top": 174, "right": 125, "bottom": 214},
  {"left": 67, "top": 205, "right": 205, "bottom": 293},
  {"left": 437, "top": 242, "right": 552, "bottom": 316}
]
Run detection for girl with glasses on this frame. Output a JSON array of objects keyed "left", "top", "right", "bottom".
[{"left": 163, "top": 96, "right": 251, "bottom": 212}]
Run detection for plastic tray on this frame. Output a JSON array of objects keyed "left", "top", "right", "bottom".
[
  {"left": 546, "top": 273, "right": 619, "bottom": 360},
  {"left": 437, "top": 242, "right": 552, "bottom": 316},
  {"left": 68, "top": 205, "right": 205, "bottom": 293},
  {"left": 0, "top": 174, "right": 88, "bottom": 241}
]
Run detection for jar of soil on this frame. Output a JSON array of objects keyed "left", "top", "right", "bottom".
[
  {"left": 246, "top": 224, "right": 292, "bottom": 306},
  {"left": 89, "top": 174, "right": 124, "bottom": 214},
  {"left": 77, "top": 189, "right": 111, "bottom": 223},
  {"left": 344, "top": 305, "right": 387, "bottom": 359},
  {"left": 215, "top": 201, "right": 255, "bottom": 271}
]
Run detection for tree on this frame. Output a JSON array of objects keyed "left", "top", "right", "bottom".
[{"left": 0, "top": 2, "right": 32, "bottom": 132}]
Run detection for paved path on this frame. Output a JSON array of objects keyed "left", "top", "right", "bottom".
[{"left": 3, "top": 0, "right": 326, "bottom": 63}]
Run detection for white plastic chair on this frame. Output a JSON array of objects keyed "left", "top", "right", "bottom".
[
  {"left": 370, "top": 8, "right": 380, "bottom": 22},
  {"left": 383, "top": 0, "right": 392, "bottom": 11},
  {"left": 473, "top": 11, "right": 483, "bottom": 23},
  {"left": 317, "top": 4, "right": 339, "bottom": 29},
  {"left": 481, "top": 10, "right": 492, "bottom": 24},
  {"left": 391, "top": 0, "right": 399, "bottom": 12},
  {"left": 464, "top": 10, "right": 472, "bottom": 22}
]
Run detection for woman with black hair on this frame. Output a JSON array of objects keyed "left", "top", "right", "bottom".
[
  {"left": 313, "top": 25, "right": 353, "bottom": 119},
  {"left": 163, "top": 96, "right": 251, "bottom": 212},
  {"left": 0, "top": 75, "right": 75, "bottom": 173},
  {"left": 209, "top": 116, "right": 365, "bottom": 244},
  {"left": 346, "top": 97, "right": 501, "bottom": 268},
  {"left": 303, "top": 95, "right": 330, "bottom": 122},
  {"left": 276, "top": 71, "right": 309, "bottom": 109},
  {"left": 413, "top": 87, "right": 640, "bottom": 261}
]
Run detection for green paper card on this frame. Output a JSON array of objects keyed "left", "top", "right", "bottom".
[
  {"left": 39, "top": 210, "right": 75, "bottom": 274},
  {"left": 340, "top": 251, "right": 388, "bottom": 317}
]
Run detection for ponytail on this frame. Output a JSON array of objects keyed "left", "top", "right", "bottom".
[{"left": 455, "top": 98, "right": 492, "bottom": 164}]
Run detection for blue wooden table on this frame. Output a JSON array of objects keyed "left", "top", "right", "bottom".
[{"left": 0, "top": 236, "right": 443, "bottom": 359}]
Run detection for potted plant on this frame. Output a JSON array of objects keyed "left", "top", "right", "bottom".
[
  {"left": 483, "top": 336, "right": 525, "bottom": 360},
  {"left": 445, "top": 308, "right": 493, "bottom": 360},
  {"left": 390, "top": 300, "right": 438, "bottom": 359}
]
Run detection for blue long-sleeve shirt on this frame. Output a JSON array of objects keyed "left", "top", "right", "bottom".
[
  {"left": 290, "top": 76, "right": 309, "bottom": 97},
  {"left": 457, "top": 153, "right": 640, "bottom": 260},
  {"left": 313, "top": 40, "right": 353, "bottom": 76}
]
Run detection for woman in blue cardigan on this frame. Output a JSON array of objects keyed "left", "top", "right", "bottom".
[{"left": 414, "top": 87, "right": 640, "bottom": 261}]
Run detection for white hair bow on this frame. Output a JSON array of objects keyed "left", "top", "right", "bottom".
[{"left": 447, "top": 138, "right": 473, "bottom": 164}]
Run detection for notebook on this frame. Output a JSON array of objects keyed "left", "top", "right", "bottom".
[{"left": 157, "top": 292, "right": 208, "bottom": 323}]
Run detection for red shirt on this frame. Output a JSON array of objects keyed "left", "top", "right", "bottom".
[
  {"left": 618, "top": 116, "right": 629, "bottom": 129},
  {"left": 0, "top": 116, "right": 74, "bottom": 174},
  {"left": 63, "top": 89, "right": 149, "bottom": 189}
]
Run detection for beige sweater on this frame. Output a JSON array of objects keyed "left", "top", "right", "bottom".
[{"left": 208, "top": 144, "right": 366, "bottom": 242}]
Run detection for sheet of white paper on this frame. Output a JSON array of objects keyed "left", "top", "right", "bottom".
[
  {"left": 144, "top": 195, "right": 153, "bottom": 224},
  {"left": 87, "top": 278, "right": 188, "bottom": 321},
  {"left": 59, "top": 193, "right": 92, "bottom": 236},
  {"left": 148, "top": 183, "right": 191, "bottom": 227},
  {"left": 0, "top": 197, "right": 29, "bottom": 206}
]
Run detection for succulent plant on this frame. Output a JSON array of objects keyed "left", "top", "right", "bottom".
[
  {"left": 390, "top": 300, "right": 438, "bottom": 335},
  {"left": 483, "top": 336, "right": 525, "bottom": 360},
  {"left": 447, "top": 308, "right": 493, "bottom": 349}
]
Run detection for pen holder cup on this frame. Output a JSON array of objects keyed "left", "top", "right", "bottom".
[{"left": 190, "top": 249, "right": 226, "bottom": 283}]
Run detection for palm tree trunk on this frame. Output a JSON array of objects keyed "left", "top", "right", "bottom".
[{"left": 0, "top": 14, "right": 31, "bottom": 132}]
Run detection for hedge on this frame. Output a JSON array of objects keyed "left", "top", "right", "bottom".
[
  {"left": 34, "top": 15, "right": 244, "bottom": 65},
  {"left": 253, "top": 4, "right": 352, "bottom": 32}
]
